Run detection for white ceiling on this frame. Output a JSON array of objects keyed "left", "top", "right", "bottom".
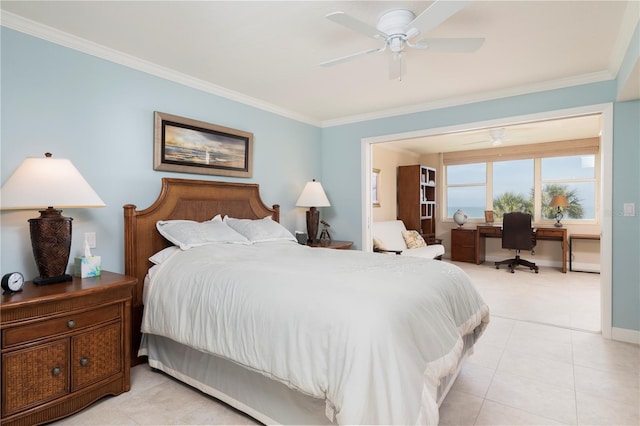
[{"left": 1, "top": 1, "right": 638, "bottom": 152}]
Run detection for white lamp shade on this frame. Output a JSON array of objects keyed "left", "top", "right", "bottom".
[
  {"left": 1, "top": 156, "right": 106, "bottom": 210},
  {"left": 296, "top": 180, "right": 330, "bottom": 208}
]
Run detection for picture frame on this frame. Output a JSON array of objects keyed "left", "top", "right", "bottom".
[
  {"left": 372, "top": 168, "right": 381, "bottom": 207},
  {"left": 154, "top": 111, "right": 253, "bottom": 178},
  {"left": 484, "top": 210, "right": 494, "bottom": 224}
]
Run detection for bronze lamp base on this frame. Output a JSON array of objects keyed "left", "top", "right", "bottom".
[{"left": 29, "top": 207, "right": 73, "bottom": 285}]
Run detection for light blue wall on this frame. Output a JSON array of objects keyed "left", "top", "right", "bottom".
[
  {"left": 1, "top": 28, "right": 321, "bottom": 277},
  {"left": 612, "top": 100, "right": 640, "bottom": 331}
]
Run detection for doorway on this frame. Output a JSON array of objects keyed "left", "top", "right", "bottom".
[{"left": 361, "top": 104, "right": 613, "bottom": 338}]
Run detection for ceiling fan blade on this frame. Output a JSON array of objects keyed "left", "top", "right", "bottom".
[
  {"left": 320, "top": 46, "right": 385, "bottom": 67},
  {"left": 326, "top": 11, "right": 387, "bottom": 40},
  {"left": 406, "top": 0, "right": 470, "bottom": 37},
  {"left": 413, "top": 37, "right": 485, "bottom": 52},
  {"left": 389, "top": 52, "right": 405, "bottom": 81}
]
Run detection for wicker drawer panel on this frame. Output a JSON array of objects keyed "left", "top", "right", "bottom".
[
  {"left": 72, "top": 322, "right": 121, "bottom": 390},
  {"left": 2, "top": 340, "right": 69, "bottom": 416},
  {"left": 3, "top": 304, "right": 120, "bottom": 348}
]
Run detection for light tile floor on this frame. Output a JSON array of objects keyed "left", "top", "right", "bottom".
[{"left": 54, "top": 264, "right": 639, "bottom": 425}]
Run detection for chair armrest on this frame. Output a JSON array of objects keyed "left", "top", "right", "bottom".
[{"left": 374, "top": 247, "right": 403, "bottom": 255}]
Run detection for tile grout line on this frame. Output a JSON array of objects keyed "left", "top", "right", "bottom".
[{"left": 472, "top": 317, "right": 518, "bottom": 426}]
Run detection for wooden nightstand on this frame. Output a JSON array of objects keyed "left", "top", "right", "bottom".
[
  {"left": 307, "top": 240, "right": 353, "bottom": 250},
  {"left": 1, "top": 271, "right": 135, "bottom": 426}
]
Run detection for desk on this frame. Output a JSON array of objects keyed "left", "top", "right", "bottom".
[{"left": 476, "top": 226, "right": 567, "bottom": 273}]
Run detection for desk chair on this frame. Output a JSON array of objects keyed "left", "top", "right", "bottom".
[{"left": 495, "top": 212, "right": 539, "bottom": 273}]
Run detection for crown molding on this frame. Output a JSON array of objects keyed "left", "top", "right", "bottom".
[
  {"left": 319, "top": 70, "right": 615, "bottom": 128},
  {"left": 1, "top": 11, "right": 321, "bottom": 127}
]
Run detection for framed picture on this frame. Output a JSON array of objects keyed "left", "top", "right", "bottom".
[
  {"left": 372, "top": 168, "right": 381, "bottom": 207},
  {"left": 484, "top": 210, "right": 494, "bottom": 224},
  {"left": 154, "top": 111, "right": 253, "bottom": 178}
]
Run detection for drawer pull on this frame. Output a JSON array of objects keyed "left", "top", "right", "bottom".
[
  {"left": 67, "top": 319, "right": 76, "bottom": 329},
  {"left": 51, "top": 366, "right": 62, "bottom": 377},
  {"left": 79, "top": 357, "right": 89, "bottom": 367}
]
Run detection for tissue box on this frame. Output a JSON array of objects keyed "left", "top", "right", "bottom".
[{"left": 74, "top": 256, "right": 102, "bottom": 278}]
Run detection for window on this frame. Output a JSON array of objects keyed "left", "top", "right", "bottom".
[
  {"left": 541, "top": 155, "right": 596, "bottom": 220},
  {"left": 493, "top": 159, "right": 534, "bottom": 221},
  {"left": 446, "top": 163, "right": 486, "bottom": 218},
  {"left": 444, "top": 140, "right": 599, "bottom": 224}
]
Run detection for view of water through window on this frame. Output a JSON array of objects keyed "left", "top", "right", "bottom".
[{"left": 447, "top": 154, "right": 596, "bottom": 221}]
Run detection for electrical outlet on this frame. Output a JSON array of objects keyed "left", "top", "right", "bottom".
[
  {"left": 85, "top": 232, "right": 97, "bottom": 248},
  {"left": 623, "top": 203, "right": 636, "bottom": 217}
]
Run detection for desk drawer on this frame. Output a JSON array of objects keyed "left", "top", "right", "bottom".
[
  {"left": 478, "top": 226, "right": 501, "bottom": 236},
  {"left": 451, "top": 229, "right": 477, "bottom": 263},
  {"left": 536, "top": 228, "right": 565, "bottom": 238}
]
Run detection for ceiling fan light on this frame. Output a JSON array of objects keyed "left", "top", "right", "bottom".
[{"left": 389, "top": 36, "right": 404, "bottom": 52}]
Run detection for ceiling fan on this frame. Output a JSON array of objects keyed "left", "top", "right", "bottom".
[
  {"left": 320, "top": 0, "right": 484, "bottom": 80},
  {"left": 464, "top": 128, "right": 507, "bottom": 147}
]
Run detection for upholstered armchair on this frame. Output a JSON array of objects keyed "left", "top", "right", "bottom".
[{"left": 372, "top": 220, "right": 444, "bottom": 260}]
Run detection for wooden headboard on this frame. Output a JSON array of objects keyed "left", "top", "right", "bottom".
[{"left": 123, "top": 177, "right": 279, "bottom": 363}]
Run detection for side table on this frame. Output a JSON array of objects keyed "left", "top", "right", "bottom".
[{"left": 1, "top": 271, "right": 135, "bottom": 426}]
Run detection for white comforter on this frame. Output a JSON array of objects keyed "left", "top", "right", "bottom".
[{"left": 141, "top": 241, "right": 489, "bottom": 425}]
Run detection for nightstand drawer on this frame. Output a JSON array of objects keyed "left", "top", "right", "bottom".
[
  {"left": 2, "top": 339, "right": 69, "bottom": 416},
  {"left": 3, "top": 304, "right": 120, "bottom": 348}
]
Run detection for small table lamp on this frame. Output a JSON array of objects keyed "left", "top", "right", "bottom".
[
  {"left": 549, "top": 195, "right": 569, "bottom": 227},
  {"left": 1, "top": 153, "right": 105, "bottom": 285},
  {"left": 296, "top": 179, "right": 330, "bottom": 243}
]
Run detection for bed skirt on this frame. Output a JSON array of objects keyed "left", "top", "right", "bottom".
[{"left": 139, "top": 330, "right": 480, "bottom": 425}]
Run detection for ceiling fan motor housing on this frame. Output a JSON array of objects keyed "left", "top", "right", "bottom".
[{"left": 376, "top": 9, "right": 416, "bottom": 40}]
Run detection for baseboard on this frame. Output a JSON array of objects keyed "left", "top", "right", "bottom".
[{"left": 612, "top": 327, "right": 640, "bottom": 345}]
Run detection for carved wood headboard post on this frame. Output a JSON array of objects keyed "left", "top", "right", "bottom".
[
  {"left": 123, "top": 204, "right": 138, "bottom": 302},
  {"left": 124, "top": 178, "right": 280, "bottom": 365}
]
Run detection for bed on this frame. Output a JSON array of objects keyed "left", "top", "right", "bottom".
[{"left": 124, "top": 177, "right": 489, "bottom": 425}]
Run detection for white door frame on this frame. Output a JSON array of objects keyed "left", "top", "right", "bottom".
[{"left": 361, "top": 103, "right": 613, "bottom": 339}]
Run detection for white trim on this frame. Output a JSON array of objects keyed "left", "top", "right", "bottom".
[
  {"left": 612, "top": 327, "right": 640, "bottom": 345},
  {"left": 362, "top": 103, "right": 614, "bottom": 340},
  {"left": 0, "top": 11, "right": 320, "bottom": 127}
]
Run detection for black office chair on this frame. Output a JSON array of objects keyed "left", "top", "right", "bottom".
[{"left": 495, "top": 212, "right": 539, "bottom": 273}]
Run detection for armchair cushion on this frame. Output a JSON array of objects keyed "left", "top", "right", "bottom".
[{"left": 402, "top": 230, "right": 427, "bottom": 248}]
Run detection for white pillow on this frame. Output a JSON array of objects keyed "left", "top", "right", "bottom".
[
  {"left": 156, "top": 219, "right": 250, "bottom": 250},
  {"left": 149, "top": 246, "right": 180, "bottom": 265},
  {"left": 223, "top": 215, "right": 295, "bottom": 243}
]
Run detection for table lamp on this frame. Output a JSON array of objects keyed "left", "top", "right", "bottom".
[
  {"left": 0, "top": 153, "right": 105, "bottom": 285},
  {"left": 549, "top": 194, "right": 569, "bottom": 227},
  {"left": 296, "top": 179, "right": 330, "bottom": 243}
]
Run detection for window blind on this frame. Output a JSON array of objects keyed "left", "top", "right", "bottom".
[{"left": 442, "top": 138, "right": 599, "bottom": 165}]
